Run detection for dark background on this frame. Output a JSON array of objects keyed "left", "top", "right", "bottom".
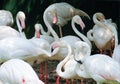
[{"left": 0, "top": 0, "right": 120, "bottom": 41}]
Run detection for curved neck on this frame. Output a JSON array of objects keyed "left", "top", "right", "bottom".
[
  {"left": 40, "top": 24, "right": 51, "bottom": 35},
  {"left": 71, "top": 19, "right": 92, "bottom": 48},
  {"left": 93, "top": 14, "right": 105, "bottom": 28},
  {"left": 75, "top": 42, "right": 91, "bottom": 64},
  {"left": 74, "top": 42, "right": 91, "bottom": 78},
  {"left": 43, "top": 11, "right": 59, "bottom": 40},
  {"left": 107, "top": 23, "right": 118, "bottom": 49},
  {"left": 16, "top": 15, "right": 26, "bottom": 39},
  {"left": 56, "top": 42, "right": 72, "bottom": 78}
]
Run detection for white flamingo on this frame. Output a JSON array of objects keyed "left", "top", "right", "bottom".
[
  {"left": 43, "top": 2, "right": 90, "bottom": 38},
  {"left": 0, "top": 37, "right": 51, "bottom": 65},
  {"left": 0, "top": 59, "right": 44, "bottom": 84},
  {"left": 29, "top": 24, "right": 52, "bottom": 83},
  {"left": 0, "top": 11, "right": 26, "bottom": 40},
  {"left": 34, "top": 23, "right": 54, "bottom": 44},
  {"left": 0, "top": 10, "right": 13, "bottom": 26},
  {"left": 87, "top": 12, "right": 118, "bottom": 55},
  {"left": 29, "top": 24, "right": 51, "bottom": 53},
  {"left": 53, "top": 41, "right": 84, "bottom": 84},
  {"left": 74, "top": 41, "right": 120, "bottom": 84}
]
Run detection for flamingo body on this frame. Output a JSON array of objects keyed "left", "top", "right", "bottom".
[
  {"left": 0, "top": 10, "right": 13, "bottom": 26},
  {"left": 74, "top": 41, "right": 120, "bottom": 84},
  {"left": 0, "top": 37, "right": 51, "bottom": 65},
  {"left": 0, "top": 59, "right": 44, "bottom": 84}
]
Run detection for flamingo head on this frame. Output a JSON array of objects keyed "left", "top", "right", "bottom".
[
  {"left": 51, "top": 40, "right": 67, "bottom": 55},
  {"left": 96, "top": 12, "right": 105, "bottom": 21},
  {"left": 51, "top": 9, "right": 58, "bottom": 24},
  {"left": 17, "top": 11, "right": 26, "bottom": 30},
  {"left": 74, "top": 41, "right": 90, "bottom": 64},
  {"left": 73, "top": 15, "right": 85, "bottom": 30}
]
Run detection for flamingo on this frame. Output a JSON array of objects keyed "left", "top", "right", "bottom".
[
  {"left": 16, "top": 11, "right": 26, "bottom": 39},
  {"left": 0, "top": 11, "right": 26, "bottom": 40},
  {"left": 0, "top": 37, "right": 51, "bottom": 65},
  {"left": 0, "top": 10, "right": 13, "bottom": 26},
  {"left": 52, "top": 40, "right": 84, "bottom": 84},
  {"left": 43, "top": 2, "right": 90, "bottom": 38},
  {"left": 0, "top": 59, "right": 44, "bottom": 84},
  {"left": 87, "top": 12, "right": 118, "bottom": 56},
  {"left": 50, "top": 15, "right": 91, "bottom": 82},
  {"left": 29, "top": 24, "right": 53, "bottom": 83},
  {"left": 44, "top": 12, "right": 86, "bottom": 83},
  {"left": 0, "top": 36, "right": 51, "bottom": 84},
  {"left": 29, "top": 24, "right": 51, "bottom": 53},
  {"left": 34, "top": 23, "right": 55, "bottom": 44},
  {"left": 74, "top": 41, "right": 120, "bottom": 84}
]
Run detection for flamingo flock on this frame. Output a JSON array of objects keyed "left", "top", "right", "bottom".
[{"left": 0, "top": 2, "right": 119, "bottom": 84}]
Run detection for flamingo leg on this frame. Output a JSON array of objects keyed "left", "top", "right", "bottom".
[
  {"left": 39, "top": 62, "right": 44, "bottom": 80},
  {"left": 56, "top": 76, "right": 60, "bottom": 84},
  {"left": 80, "top": 79, "right": 84, "bottom": 84},
  {"left": 44, "top": 61, "right": 48, "bottom": 84},
  {"left": 59, "top": 25, "right": 63, "bottom": 37},
  {"left": 71, "top": 79, "right": 74, "bottom": 84},
  {"left": 66, "top": 79, "right": 69, "bottom": 84}
]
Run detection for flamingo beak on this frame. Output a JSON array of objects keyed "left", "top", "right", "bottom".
[
  {"left": 36, "top": 30, "right": 40, "bottom": 38},
  {"left": 79, "top": 21, "right": 85, "bottom": 30},
  {"left": 52, "top": 43, "right": 58, "bottom": 49},
  {"left": 20, "top": 18, "right": 26, "bottom": 30},
  {"left": 52, "top": 10, "right": 58, "bottom": 24}
]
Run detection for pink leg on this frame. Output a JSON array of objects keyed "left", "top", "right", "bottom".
[
  {"left": 56, "top": 76, "right": 60, "bottom": 84},
  {"left": 81, "top": 79, "right": 84, "bottom": 84},
  {"left": 44, "top": 61, "right": 48, "bottom": 84},
  {"left": 39, "top": 63, "right": 43, "bottom": 80},
  {"left": 59, "top": 25, "right": 63, "bottom": 38},
  {"left": 66, "top": 79, "right": 69, "bottom": 84},
  {"left": 71, "top": 79, "right": 74, "bottom": 84}
]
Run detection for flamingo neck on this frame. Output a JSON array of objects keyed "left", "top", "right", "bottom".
[
  {"left": 40, "top": 24, "right": 51, "bottom": 35},
  {"left": 56, "top": 42, "right": 72, "bottom": 78},
  {"left": 75, "top": 42, "right": 91, "bottom": 64},
  {"left": 43, "top": 11, "right": 59, "bottom": 40},
  {"left": 93, "top": 14, "right": 106, "bottom": 28},
  {"left": 75, "top": 42, "right": 91, "bottom": 78},
  {"left": 106, "top": 23, "right": 118, "bottom": 49},
  {"left": 16, "top": 15, "right": 26, "bottom": 39},
  {"left": 72, "top": 19, "right": 92, "bottom": 48}
]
